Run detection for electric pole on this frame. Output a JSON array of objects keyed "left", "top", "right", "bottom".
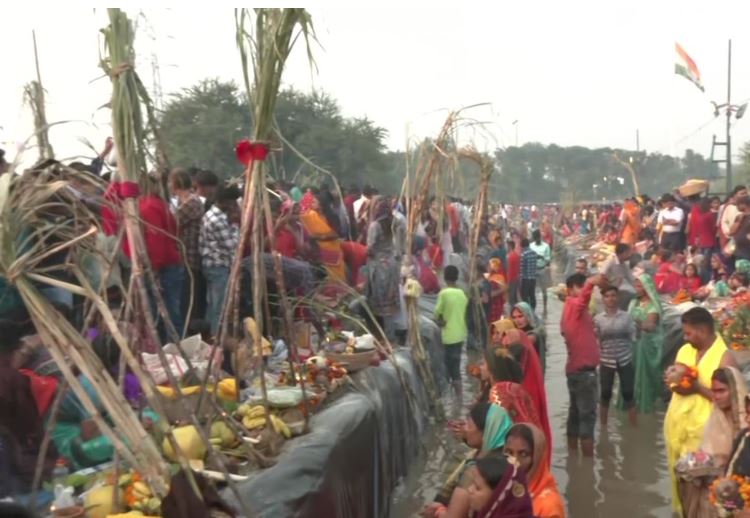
[{"left": 710, "top": 39, "right": 745, "bottom": 194}]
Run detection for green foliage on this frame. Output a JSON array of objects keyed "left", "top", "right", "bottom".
[
  {"left": 160, "top": 79, "right": 251, "bottom": 176},
  {"left": 160, "top": 78, "right": 724, "bottom": 201},
  {"left": 159, "top": 79, "right": 393, "bottom": 189}
]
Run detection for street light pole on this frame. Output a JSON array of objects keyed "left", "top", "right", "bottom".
[{"left": 726, "top": 39, "right": 732, "bottom": 193}]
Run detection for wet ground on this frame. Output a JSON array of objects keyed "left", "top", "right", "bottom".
[{"left": 391, "top": 292, "right": 673, "bottom": 517}]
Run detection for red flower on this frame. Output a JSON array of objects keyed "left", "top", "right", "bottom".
[{"left": 235, "top": 139, "right": 270, "bottom": 165}]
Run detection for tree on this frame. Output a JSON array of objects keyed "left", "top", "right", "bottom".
[
  {"left": 161, "top": 79, "right": 251, "bottom": 176},
  {"left": 159, "top": 80, "right": 392, "bottom": 189}
]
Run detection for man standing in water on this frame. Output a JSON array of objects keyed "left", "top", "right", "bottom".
[
  {"left": 560, "top": 272, "right": 602, "bottom": 457},
  {"left": 530, "top": 229, "right": 552, "bottom": 314},
  {"left": 664, "top": 307, "right": 737, "bottom": 513}
]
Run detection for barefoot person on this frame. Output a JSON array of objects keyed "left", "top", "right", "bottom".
[
  {"left": 560, "top": 273, "right": 603, "bottom": 457},
  {"left": 594, "top": 286, "right": 637, "bottom": 427},
  {"left": 664, "top": 307, "right": 737, "bottom": 514},
  {"left": 434, "top": 265, "right": 469, "bottom": 409}
]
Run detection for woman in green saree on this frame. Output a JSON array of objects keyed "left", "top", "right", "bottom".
[{"left": 629, "top": 272, "right": 664, "bottom": 413}]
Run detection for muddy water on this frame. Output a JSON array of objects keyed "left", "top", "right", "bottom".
[{"left": 391, "top": 296, "right": 674, "bottom": 518}]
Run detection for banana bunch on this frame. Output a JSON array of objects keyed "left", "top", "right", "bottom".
[
  {"left": 238, "top": 404, "right": 291, "bottom": 438},
  {"left": 124, "top": 480, "right": 161, "bottom": 516},
  {"left": 209, "top": 421, "right": 238, "bottom": 449}
]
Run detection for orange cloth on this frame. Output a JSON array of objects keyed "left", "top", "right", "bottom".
[
  {"left": 300, "top": 209, "right": 345, "bottom": 282},
  {"left": 620, "top": 200, "right": 641, "bottom": 245},
  {"left": 525, "top": 424, "right": 566, "bottom": 518}
]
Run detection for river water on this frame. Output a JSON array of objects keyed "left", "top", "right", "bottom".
[{"left": 391, "top": 294, "right": 674, "bottom": 518}]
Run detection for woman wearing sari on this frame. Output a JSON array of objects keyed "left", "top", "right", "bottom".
[
  {"left": 677, "top": 367, "right": 747, "bottom": 517},
  {"left": 299, "top": 190, "right": 346, "bottom": 282},
  {"left": 629, "top": 273, "right": 664, "bottom": 413},
  {"left": 483, "top": 349, "right": 542, "bottom": 429},
  {"left": 486, "top": 258, "right": 507, "bottom": 323},
  {"left": 363, "top": 196, "right": 401, "bottom": 333},
  {"left": 424, "top": 402, "right": 513, "bottom": 518},
  {"left": 503, "top": 424, "right": 566, "bottom": 518},
  {"left": 492, "top": 320, "right": 551, "bottom": 462},
  {"left": 467, "top": 456, "right": 534, "bottom": 518},
  {"left": 510, "top": 302, "right": 547, "bottom": 374}
]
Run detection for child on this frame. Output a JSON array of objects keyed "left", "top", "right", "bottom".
[
  {"left": 434, "top": 265, "right": 469, "bottom": 407},
  {"left": 679, "top": 263, "right": 702, "bottom": 296},
  {"left": 466, "top": 455, "right": 533, "bottom": 516}
]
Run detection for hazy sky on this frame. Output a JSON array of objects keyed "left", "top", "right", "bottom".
[{"left": 2, "top": 2, "right": 750, "bottom": 170}]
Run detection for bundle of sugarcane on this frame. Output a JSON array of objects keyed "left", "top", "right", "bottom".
[
  {"left": 23, "top": 32, "right": 54, "bottom": 162},
  {"left": 0, "top": 164, "right": 169, "bottom": 491},
  {"left": 461, "top": 148, "right": 493, "bottom": 350},
  {"left": 215, "top": 9, "right": 316, "bottom": 438},
  {"left": 101, "top": 10, "right": 252, "bottom": 504},
  {"left": 401, "top": 114, "right": 463, "bottom": 421}
]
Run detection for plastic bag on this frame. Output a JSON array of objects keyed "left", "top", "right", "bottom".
[
  {"left": 53, "top": 485, "right": 76, "bottom": 509},
  {"left": 163, "top": 335, "right": 222, "bottom": 381},
  {"left": 141, "top": 352, "right": 188, "bottom": 385}
]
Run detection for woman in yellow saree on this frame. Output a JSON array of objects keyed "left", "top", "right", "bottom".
[{"left": 299, "top": 190, "right": 346, "bottom": 282}]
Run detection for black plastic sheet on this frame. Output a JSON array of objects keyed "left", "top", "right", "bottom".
[{"left": 224, "top": 321, "right": 444, "bottom": 518}]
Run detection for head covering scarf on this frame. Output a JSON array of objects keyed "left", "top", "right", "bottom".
[
  {"left": 492, "top": 318, "right": 516, "bottom": 336},
  {"left": 280, "top": 199, "right": 295, "bottom": 216},
  {"left": 513, "top": 302, "right": 546, "bottom": 342},
  {"left": 701, "top": 367, "right": 748, "bottom": 468},
  {"left": 712, "top": 254, "right": 732, "bottom": 282},
  {"left": 299, "top": 190, "right": 315, "bottom": 213},
  {"left": 289, "top": 186, "right": 302, "bottom": 202},
  {"left": 477, "top": 462, "right": 534, "bottom": 518},
  {"left": 635, "top": 272, "right": 663, "bottom": 317},
  {"left": 482, "top": 404, "right": 513, "bottom": 453},
  {"left": 487, "top": 258, "right": 507, "bottom": 286},
  {"left": 509, "top": 424, "right": 566, "bottom": 518},
  {"left": 736, "top": 259, "right": 750, "bottom": 275}
]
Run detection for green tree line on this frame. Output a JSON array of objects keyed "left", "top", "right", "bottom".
[{"left": 160, "top": 78, "right": 725, "bottom": 202}]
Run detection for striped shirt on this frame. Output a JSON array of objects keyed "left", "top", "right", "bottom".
[{"left": 593, "top": 309, "right": 636, "bottom": 368}]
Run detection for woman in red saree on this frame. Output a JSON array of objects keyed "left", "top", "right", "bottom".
[{"left": 492, "top": 320, "right": 551, "bottom": 465}]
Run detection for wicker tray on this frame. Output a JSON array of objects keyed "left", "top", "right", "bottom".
[{"left": 325, "top": 350, "right": 377, "bottom": 372}]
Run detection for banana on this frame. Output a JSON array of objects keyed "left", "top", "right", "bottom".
[
  {"left": 132, "top": 481, "right": 152, "bottom": 499},
  {"left": 270, "top": 415, "right": 291, "bottom": 439},
  {"left": 247, "top": 405, "right": 266, "bottom": 418},
  {"left": 242, "top": 416, "right": 266, "bottom": 430},
  {"left": 118, "top": 473, "right": 132, "bottom": 487},
  {"left": 237, "top": 404, "right": 252, "bottom": 417}
]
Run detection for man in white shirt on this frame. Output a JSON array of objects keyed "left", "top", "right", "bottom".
[{"left": 657, "top": 194, "right": 685, "bottom": 251}]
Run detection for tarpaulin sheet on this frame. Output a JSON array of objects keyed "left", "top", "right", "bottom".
[{"left": 224, "top": 320, "right": 445, "bottom": 518}]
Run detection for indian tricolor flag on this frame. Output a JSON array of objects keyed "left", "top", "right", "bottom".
[{"left": 675, "top": 42, "right": 704, "bottom": 92}]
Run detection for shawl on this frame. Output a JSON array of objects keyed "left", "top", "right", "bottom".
[{"left": 701, "top": 367, "right": 748, "bottom": 469}]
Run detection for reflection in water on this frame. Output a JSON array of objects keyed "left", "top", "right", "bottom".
[{"left": 391, "top": 282, "right": 674, "bottom": 517}]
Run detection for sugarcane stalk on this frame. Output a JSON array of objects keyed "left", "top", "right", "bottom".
[
  {"left": 30, "top": 379, "right": 67, "bottom": 508},
  {"left": 260, "top": 186, "right": 311, "bottom": 430}
]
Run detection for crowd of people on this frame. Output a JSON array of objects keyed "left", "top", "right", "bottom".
[
  {"left": 420, "top": 185, "right": 750, "bottom": 518},
  {"left": 7, "top": 134, "right": 750, "bottom": 518}
]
